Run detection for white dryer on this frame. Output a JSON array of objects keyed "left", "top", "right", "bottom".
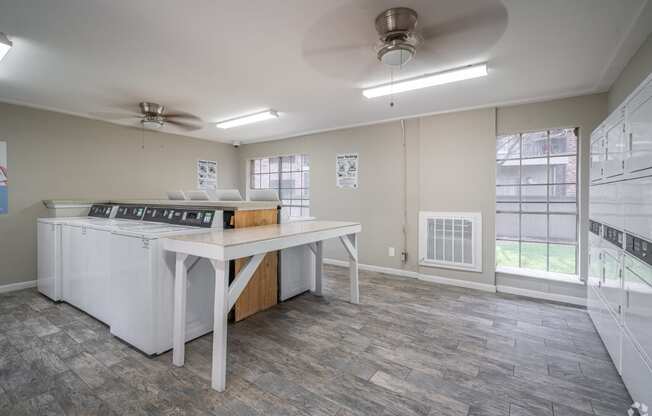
[{"left": 109, "top": 207, "right": 222, "bottom": 355}]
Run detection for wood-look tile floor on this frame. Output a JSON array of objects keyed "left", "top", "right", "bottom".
[{"left": 0, "top": 265, "right": 631, "bottom": 415}]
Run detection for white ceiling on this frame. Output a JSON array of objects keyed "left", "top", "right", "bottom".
[{"left": 0, "top": 0, "right": 651, "bottom": 143}]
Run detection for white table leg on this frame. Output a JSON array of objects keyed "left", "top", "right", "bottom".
[
  {"left": 172, "top": 253, "right": 189, "bottom": 366},
  {"left": 313, "top": 241, "right": 323, "bottom": 296},
  {"left": 348, "top": 234, "right": 359, "bottom": 304},
  {"left": 210, "top": 259, "right": 229, "bottom": 392}
]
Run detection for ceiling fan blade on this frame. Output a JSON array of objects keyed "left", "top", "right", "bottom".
[
  {"left": 88, "top": 111, "right": 140, "bottom": 120},
  {"left": 420, "top": 5, "right": 508, "bottom": 41},
  {"left": 164, "top": 111, "right": 202, "bottom": 122},
  {"left": 165, "top": 119, "right": 203, "bottom": 131}
]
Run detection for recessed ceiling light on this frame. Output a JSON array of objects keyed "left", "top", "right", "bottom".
[
  {"left": 0, "top": 32, "right": 12, "bottom": 62},
  {"left": 216, "top": 110, "right": 279, "bottom": 129},
  {"left": 362, "top": 63, "right": 488, "bottom": 99}
]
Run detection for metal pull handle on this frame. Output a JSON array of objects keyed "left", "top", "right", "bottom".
[
  {"left": 629, "top": 132, "right": 633, "bottom": 152},
  {"left": 626, "top": 289, "right": 630, "bottom": 308}
]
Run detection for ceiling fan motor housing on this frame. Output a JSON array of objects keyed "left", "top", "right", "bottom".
[{"left": 375, "top": 7, "right": 418, "bottom": 67}]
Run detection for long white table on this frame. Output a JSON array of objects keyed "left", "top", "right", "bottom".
[{"left": 162, "top": 220, "right": 362, "bottom": 392}]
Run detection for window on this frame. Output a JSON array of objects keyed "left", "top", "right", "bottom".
[
  {"left": 496, "top": 128, "right": 578, "bottom": 276},
  {"left": 249, "top": 155, "right": 310, "bottom": 218}
]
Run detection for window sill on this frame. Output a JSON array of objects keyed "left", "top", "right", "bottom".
[{"left": 495, "top": 266, "right": 583, "bottom": 285}]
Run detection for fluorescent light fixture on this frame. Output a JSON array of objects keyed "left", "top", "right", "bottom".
[
  {"left": 216, "top": 110, "right": 279, "bottom": 129},
  {"left": 0, "top": 32, "right": 12, "bottom": 62},
  {"left": 362, "top": 63, "right": 488, "bottom": 98}
]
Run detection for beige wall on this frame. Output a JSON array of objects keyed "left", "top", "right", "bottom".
[
  {"left": 608, "top": 33, "right": 652, "bottom": 112},
  {"left": 0, "top": 102, "right": 238, "bottom": 287},
  {"left": 240, "top": 94, "right": 607, "bottom": 290}
]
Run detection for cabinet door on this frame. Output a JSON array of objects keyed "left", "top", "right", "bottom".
[
  {"left": 85, "top": 228, "right": 112, "bottom": 324},
  {"left": 624, "top": 255, "right": 652, "bottom": 365},
  {"left": 622, "top": 331, "right": 652, "bottom": 408},
  {"left": 590, "top": 136, "right": 605, "bottom": 182},
  {"left": 61, "top": 225, "right": 87, "bottom": 310},
  {"left": 604, "top": 120, "right": 626, "bottom": 177},
  {"left": 589, "top": 286, "right": 622, "bottom": 373},
  {"left": 626, "top": 82, "right": 652, "bottom": 173},
  {"left": 588, "top": 235, "right": 602, "bottom": 289},
  {"left": 37, "top": 222, "right": 57, "bottom": 299},
  {"left": 601, "top": 248, "right": 624, "bottom": 319},
  {"left": 623, "top": 176, "right": 652, "bottom": 241}
]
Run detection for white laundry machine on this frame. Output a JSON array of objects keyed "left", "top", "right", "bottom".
[
  {"left": 59, "top": 204, "right": 147, "bottom": 321},
  {"left": 37, "top": 203, "right": 117, "bottom": 301},
  {"left": 109, "top": 206, "right": 223, "bottom": 355}
]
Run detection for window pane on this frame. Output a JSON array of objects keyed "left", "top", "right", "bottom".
[
  {"left": 254, "top": 159, "right": 261, "bottom": 174},
  {"left": 301, "top": 207, "right": 310, "bottom": 217},
  {"left": 496, "top": 240, "right": 519, "bottom": 268},
  {"left": 549, "top": 156, "right": 577, "bottom": 184},
  {"left": 521, "top": 242, "right": 547, "bottom": 272},
  {"left": 270, "top": 176, "right": 280, "bottom": 189},
  {"left": 549, "top": 244, "right": 576, "bottom": 274},
  {"left": 302, "top": 155, "right": 310, "bottom": 170},
  {"left": 549, "top": 203, "right": 576, "bottom": 213},
  {"left": 293, "top": 155, "right": 302, "bottom": 171},
  {"left": 522, "top": 131, "right": 548, "bottom": 158},
  {"left": 496, "top": 213, "right": 519, "bottom": 240},
  {"left": 269, "top": 157, "right": 279, "bottom": 173},
  {"left": 550, "top": 128, "right": 577, "bottom": 156},
  {"left": 302, "top": 171, "right": 310, "bottom": 188},
  {"left": 521, "top": 214, "right": 547, "bottom": 242},
  {"left": 496, "top": 185, "right": 519, "bottom": 202},
  {"left": 521, "top": 185, "right": 547, "bottom": 202},
  {"left": 252, "top": 174, "right": 261, "bottom": 188},
  {"left": 497, "top": 135, "right": 520, "bottom": 160},
  {"left": 260, "top": 174, "right": 270, "bottom": 188},
  {"left": 522, "top": 203, "right": 547, "bottom": 213},
  {"left": 496, "top": 202, "right": 519, "bottom": 212},
  {"left": 280, "top": 188, "right": 292, "bottom": 200},
  {"left": 549, "top": 214, "right": 577, "bottom": 243},
  {"left": 521, "top": 158, "right": 548, "bottom": 184},
  {"left": 281, "top": 156, "right": 293, "bottom": 172},
  {"left": 496, "top": 160, "right": 520, "bottom": 185},
  {"left": 549, "top": 184, "right": 576, "bottom": 203},
  {"left": 281, "top": 172, "right": 293, "bottom": 188},
  {"left": 260, "top": 158, "right": 270, "bottom": 174}
]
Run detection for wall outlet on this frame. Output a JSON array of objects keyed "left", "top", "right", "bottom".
[{"left": 388, "top": 247, "right": 395, "bottom": 257}]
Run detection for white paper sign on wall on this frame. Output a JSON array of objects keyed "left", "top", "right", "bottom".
[
  {"left": 336, "top": 153, "right": 358, "bottom": 189},
  {"left": 197, "top": 159, "right": 218, "bottom": 190},
  {"left": 0, "top": 141, "right": 7, "bottom": 215}
]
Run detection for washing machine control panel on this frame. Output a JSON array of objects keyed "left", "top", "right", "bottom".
[
  {"left": 626, "top": 234, "right": 652, "bottom": 267},
  {"left": 115, "top": 205, "right": 146, "bottom": 220},
  {"left": 142, "top": 207, "right": 219, "bottom": 228},
  {"left": 88, "top": 204, "right": 115, "bottom": 218},
  {"left": 603, "top": 225, "right": 623, "bottom": 248}
]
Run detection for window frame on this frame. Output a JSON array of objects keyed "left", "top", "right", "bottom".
[
  {"left": 495, "top": 128, "right": 579, "bottom": 275},
  {"left": 248, "top": 153, "right": 310, "bottom": 218}
]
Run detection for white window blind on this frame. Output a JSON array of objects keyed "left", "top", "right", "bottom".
[{"left": 419, "top": 212, "right": 482, "bottom": 272}]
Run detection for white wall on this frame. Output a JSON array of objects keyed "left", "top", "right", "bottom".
[
  {"left": 0, "top": 102, "right": 239, "bottom": 287},
  {"left": 609, "top": 33, "right": 652, "bottom": 112},
  {"left": 240, "top": 94, "right": 608, "bottom": 293}
]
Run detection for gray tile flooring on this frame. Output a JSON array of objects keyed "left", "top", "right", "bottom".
[{"left": 0, "top": 265, "right": 631, "bottom": 415}]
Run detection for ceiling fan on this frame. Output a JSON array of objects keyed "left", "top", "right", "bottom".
[
  {"left": 91, "top": 102, "right": 203, "bottom": 131},
  {"left": 301, "top": 0, "right": 508, "bottom": 83}
]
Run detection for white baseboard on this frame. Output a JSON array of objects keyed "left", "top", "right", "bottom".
[
  {"left": 323, "top": 258, "right": 496, "bottom": 292},
  {"left": 0, "top": 280, "right": 37, "bottom": 294},
  {"left": 417, "top": 273, "right": 496, "bottom": 293},
  {"left": 496, "top": 285, "right": 586, "bottom": 307}
]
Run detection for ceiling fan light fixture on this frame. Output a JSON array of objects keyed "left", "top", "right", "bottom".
[
  {"left": 0, "top": 32, "right": 13, "bottom": 62},
  {"left": 362, "top": 63, "right": 488, "bottom": 98},
  {"left": 377, "top": 42, "right": 415, "bottom": 67},
  {"left": 216, "top": 110, "right": 279, "bottom": 129},
  {"left": 141, "top": 118, "right": 164, "bottom": 129}
]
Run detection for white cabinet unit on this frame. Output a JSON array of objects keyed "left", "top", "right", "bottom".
[
  {"left": 589, "top": 72, "right": 652, "bottom": 409},
  {"left": 604, "top": 112, "right": 626, "bottom": 178},
  {"left": 37, "top": 220, "right": 62, "bottom": 301},
  {"left": 590, "top": 132, "right": 605, "bottom": 182},
  {"left": 624, "top": 253, "right": 652, "bottom": 365},
  {"left": 626, "top": 80, "right": 652, "bottom": 174}
]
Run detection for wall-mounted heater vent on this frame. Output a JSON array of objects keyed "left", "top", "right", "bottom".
[{"left": 419, "top": 212, "right": 482, "bottom": 272}]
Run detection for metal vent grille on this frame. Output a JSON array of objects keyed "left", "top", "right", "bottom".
[{"left": 420, "top": 212, "right": 482, "bottom": 272}]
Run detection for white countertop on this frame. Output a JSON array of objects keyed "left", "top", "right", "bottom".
[{"left": 165, "top": 220, "right": 360, "bottom": 247}]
